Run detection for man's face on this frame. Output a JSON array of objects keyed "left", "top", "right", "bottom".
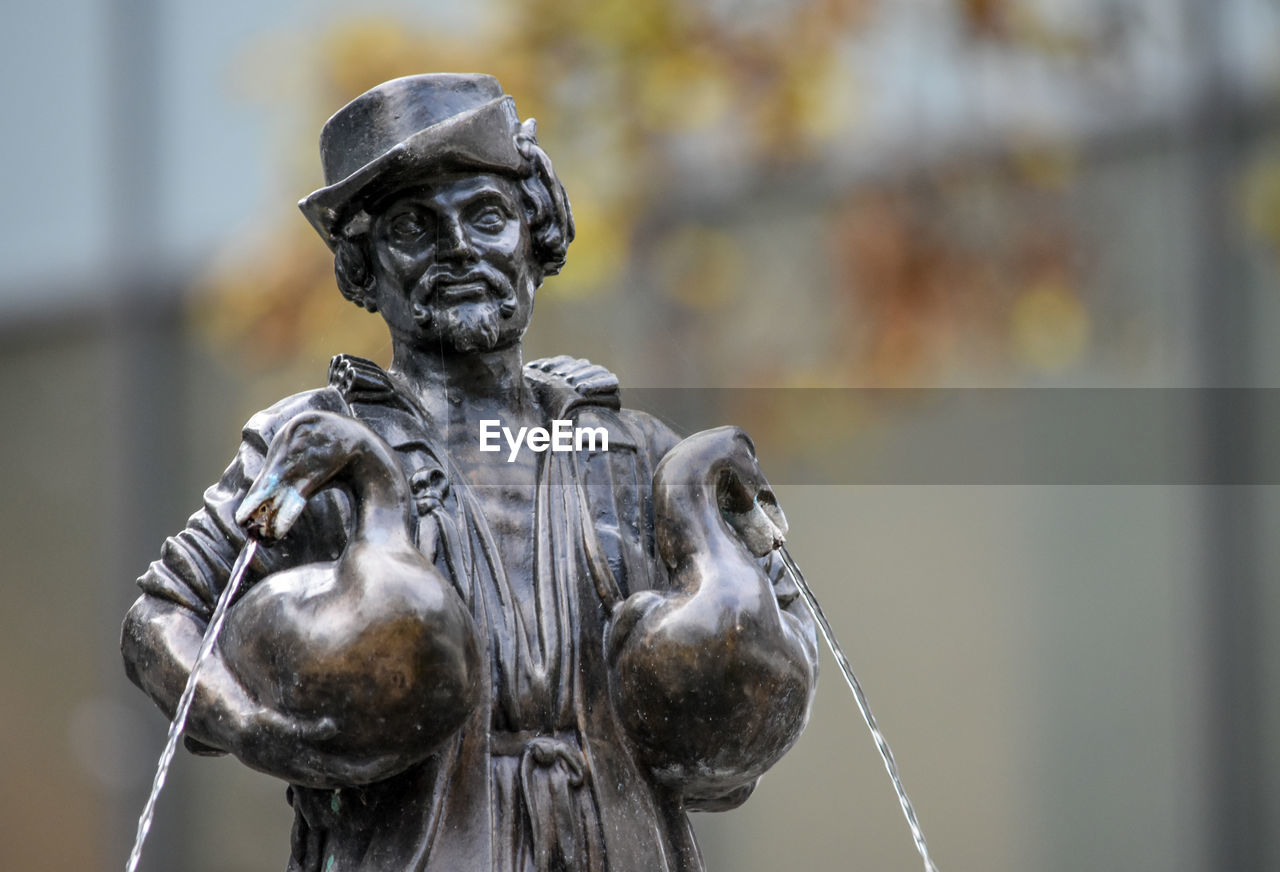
[{"left": 369, "top": 172, "right": 536, "bottom": 354}]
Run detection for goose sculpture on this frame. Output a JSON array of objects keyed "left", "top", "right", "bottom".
[
  {"left": 220, "top": 410, "right": 481, "bottom": 773},
  {"left": 608, "top": 426, "right": 815, "bottom": 798}
]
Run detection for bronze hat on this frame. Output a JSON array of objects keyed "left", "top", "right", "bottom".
[{"left": 299, "top": 73, "right": 525, "bottom": 249}]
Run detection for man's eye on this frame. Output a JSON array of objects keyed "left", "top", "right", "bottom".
[
  {"left": 471, "top": 207, "right": 507, "bottom": 231},
  {"left": 390, "top": 213, "right": 425, "bottom": 238}
]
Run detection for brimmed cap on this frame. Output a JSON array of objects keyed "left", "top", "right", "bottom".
[{"left": 299, "top": 74, "right": 526, "bottom": 249}]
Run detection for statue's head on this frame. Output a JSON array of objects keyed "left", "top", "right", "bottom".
[{"left": 300, "top": 74, "right": 574, "bottom": 354}]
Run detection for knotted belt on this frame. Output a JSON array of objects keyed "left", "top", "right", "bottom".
[{"left": 490, "top": 730, "right": 590, "bottom": 872}]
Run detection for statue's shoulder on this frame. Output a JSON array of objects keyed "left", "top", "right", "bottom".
[
  {"left": 524, "top": 355, "right": 681, "bottom": 462},
  {"left": 326, "top": 355, "right": 454, "bottom": 455},
  {"left": 239, "top": 353, "right": 414, "bottom": 447}
]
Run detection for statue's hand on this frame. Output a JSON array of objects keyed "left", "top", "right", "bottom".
[
  {"left": 236, "top": 703, "right": 414, "bottom": 788},
  {"left": 246, "top": 706, "right": 340, "bottom": 747},
  {"left": 233, "top": 704, "right": 339, "bottom": 769},
  {"left": 184, "top": 701, "right": 340, "bottom": 752}
]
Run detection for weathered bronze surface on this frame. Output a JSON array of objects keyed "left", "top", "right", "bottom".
[{"left": 121, "top": 73, "right": 818, "bottom": 872}]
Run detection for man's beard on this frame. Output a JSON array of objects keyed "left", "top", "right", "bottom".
[
  {"left": 432, "top": 300, "right": 503, "bottom": 353},
  {"left": 409, "top": 263, "right": 523, "bottom": 353}
]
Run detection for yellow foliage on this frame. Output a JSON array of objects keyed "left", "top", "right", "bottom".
[
  {"left": 195, "top": 0, "right": 869, "bottom": 379},
  {"left": 1009, "top": 277, "right": 1090, "bottom": 373},
  {"left": 656, "top": 226, "right": 742, "bottom": 311},
  {"left": 1242, "top": 146, "right": 1280, "bottom": 269},
  {"left": 1010, "top": 137, "right": 1077, "bottom": 189}
]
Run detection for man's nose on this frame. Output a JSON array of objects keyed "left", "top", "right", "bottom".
[{"left": 435, "top": 215, "right": 474, "bottom": 263}]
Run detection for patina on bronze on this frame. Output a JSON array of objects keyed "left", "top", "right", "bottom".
[{"left": 121, "top": 73, "right": 819, "bottom": 872}]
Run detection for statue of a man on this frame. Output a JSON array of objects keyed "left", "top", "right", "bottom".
[{"left": 122, "top": 73, "right": 818, "bottom": 872}]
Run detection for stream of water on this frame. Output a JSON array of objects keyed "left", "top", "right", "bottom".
[
  {"left": 779, "top": 545, "right": 940, "bottom": 872},
  {"left": 125, "top": 539, "right": 259, "bottom": 872}
]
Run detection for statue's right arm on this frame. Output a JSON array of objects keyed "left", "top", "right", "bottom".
[
  {"left": 120, "top": 391, "right": 415, "bottom": 788},
  {"left": 122, "top": 596, "right": 407, "bottom": 787}
]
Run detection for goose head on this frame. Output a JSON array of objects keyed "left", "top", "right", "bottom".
[
  {"left": 235, "top": 411, "right": 355, "bottom": 542},
  {"left": 713, "top": 430, "right": 788, "bottom": 558},
  {"left": 655, "top": 426, "right": 788, "bottom": 561}
]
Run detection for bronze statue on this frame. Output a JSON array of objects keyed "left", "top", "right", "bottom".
[{"left": 121, "top": 73, "right": 819, "bottom": 872}]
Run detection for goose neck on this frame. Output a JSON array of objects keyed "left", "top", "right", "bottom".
[
  {"left": 657, "top": 458, "right": 733, "bottom": 566},
  {"left": 339, "top": 439, "right": 415, "bottom": 549}
]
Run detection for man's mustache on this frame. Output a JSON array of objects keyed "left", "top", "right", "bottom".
[
  {"left": 410, "top": 263, "right": 518, "bottom": 324},
  {"left": 421, "top": 263, "right": 513, "bottom": 297}
]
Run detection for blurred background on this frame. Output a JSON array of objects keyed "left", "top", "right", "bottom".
[{"left": 3, "top": 0, "right": 1279, "bottom": 869}]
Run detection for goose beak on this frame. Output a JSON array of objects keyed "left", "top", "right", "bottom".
[
  {"left": 236, "top": 475, "right": 309, "bottom": 542},
  {"left": 759, "top": 495, "right": 789, "bottom": 542},
  {"left": 728, "top": 496, "right": 789, "bottom": 558}
]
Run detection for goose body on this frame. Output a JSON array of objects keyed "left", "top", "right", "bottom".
[{"left": 219, "top": 411, "right": 480, "bottom": 768}]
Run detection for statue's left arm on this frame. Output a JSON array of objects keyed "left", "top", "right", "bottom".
[{"left": 607, "top": 416, "right": 819, "bottom": 810}]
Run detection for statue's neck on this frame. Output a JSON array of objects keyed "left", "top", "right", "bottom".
[{"left": 389, "top": 340, "right": 539, "bottom": 441}]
